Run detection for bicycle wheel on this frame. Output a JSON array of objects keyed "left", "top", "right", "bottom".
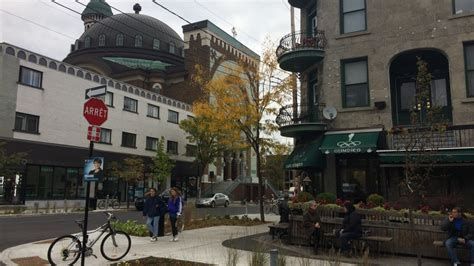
[
  {"left": 100, "top": 230, "right": 131, "bottom": 261},
  {"left": 177, "top": 215, "right": 184, "bottom": 233},
  {"left": 97, "top": 200, "right": 106, "bottom": 209},
  {"left": 111, "top": 200, "right": 121, "bottom": 209},
  {"left": 47, "top": 235, "right": 81, "bottom": 266}
]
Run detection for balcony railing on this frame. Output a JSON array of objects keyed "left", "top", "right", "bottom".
[
  {"left": 386, "top": 124, "right": 474, "bottom": 150},
  {"left": 276, "top": 104, "right": 325, "bottom": 127},
  {"left": 276, "top": 30, "right": 327, "bottom": 58}
]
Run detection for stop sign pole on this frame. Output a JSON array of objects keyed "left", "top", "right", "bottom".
[{"left": 81, "top": 92, "right": 108, "bottom": 265}]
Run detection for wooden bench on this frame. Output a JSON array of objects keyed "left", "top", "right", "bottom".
[
  {"left": 268, "top": 223, "right": 289, "bottom": 240},
  {"left": 323, "top": 232, "right": 393, "bottom": 255},
  {"left": 433, "top": 240, "right": 469, "bottom": 248}
]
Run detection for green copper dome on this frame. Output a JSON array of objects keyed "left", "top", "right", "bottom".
[{"left": 81, "top": 0, "right": 113, "bottom": 18}]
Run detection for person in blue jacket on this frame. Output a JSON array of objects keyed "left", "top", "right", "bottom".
[
  {"left": 142, "top": 188, "right": 164, "bottom": 242},
  {"left": 168, "top": 187, "right": 183, "bottom": 242}
]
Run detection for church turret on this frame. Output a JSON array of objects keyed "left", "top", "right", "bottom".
[{"left": 81, "top": 0, "right": 113, "bottom": 31}]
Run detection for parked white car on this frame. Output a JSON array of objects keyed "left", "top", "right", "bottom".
[{"left": 195, "top": 193, "right": 230, "bottom": 208}]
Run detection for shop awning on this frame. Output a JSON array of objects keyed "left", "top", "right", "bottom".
[
  {"left": 378, "top": 148, "right": 474, "bottom": 166},
  {"left": 319, "top": 128, "right": 382, "bottom": 154},
  {"left": 284, "top": 138, "right": 324, "bottom": 169}
]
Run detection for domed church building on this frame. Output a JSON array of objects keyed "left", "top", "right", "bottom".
[{"left": 64, "top": 1, "right": 186, "bottom": 94}]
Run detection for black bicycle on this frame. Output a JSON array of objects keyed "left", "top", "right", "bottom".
[{"left": 47, "top": 212, "right": 131, "bottom": 265}]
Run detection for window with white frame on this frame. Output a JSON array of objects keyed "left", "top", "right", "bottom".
[
  {"left": 146, "top": 137, "right": 158, "bottom": 151},
  {"left": 167, "top": 140, "right": 178, "bottom": 154},
  {"left": 19, "top": 66, "right": 42, "bottom": 88},
  {"left": 98, "top": 91, "right": 114, "bottom": 107},
  {"left": 123, "top": 97, "right": 138, "bottom": 113},
  {"left": 14, "top": 112, "right": 39, "bottom": 133},
  {"left": 168, "top": 110, "right": 179, "bottom": 124},
  {"left": 147, "top": 104, "right": 160, "bottom": 119},
  {"left": 99, "top": 128, "right": 112, "bottom": 144}
]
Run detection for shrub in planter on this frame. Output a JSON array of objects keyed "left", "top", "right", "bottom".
[
  {"left": 296, "top": 191, "right": 314, "bottom": 203},
  {"left": 383, "top": 202, "right": 392, "bottom": 210},
  {"left": 367, "top": 193, "right": 384, "bottom": 207},
  {"left": 316, "top": 192, "right": 336, "bottom": 204}
]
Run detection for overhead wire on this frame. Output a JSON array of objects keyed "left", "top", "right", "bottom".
[
  {"left": 0, "top": 8, "right": 76, "bottom": 40},
  {"left": 192, "top": 0, "right": 261, "bottom": 44}
]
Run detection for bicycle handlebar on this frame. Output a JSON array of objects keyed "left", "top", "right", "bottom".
[{"left": 104, "top": 212, "right": 116, "bottom": 221}]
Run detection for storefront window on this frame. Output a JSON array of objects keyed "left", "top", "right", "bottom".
[
  {"left": 25, "top": 165, "right": 83, "bottom": 200},
  {"left": 39, "top": 166, "right": 53, "bottom": 199},
  {"left": 338, "top": 157, "right": 378, "bottom": 202},
  {"left": 65, "top": 168, "right": 79, "bottom": 199},
  {"left": 52, "top": 167, "right": 66, "bottom": 199},
  {"left": 25, "top": 165, "right": 40, "bottom": 199}
]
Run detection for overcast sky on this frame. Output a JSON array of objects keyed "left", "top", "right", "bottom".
[{"left": 1, "top": 0, "right": 300, "bottom": 61}]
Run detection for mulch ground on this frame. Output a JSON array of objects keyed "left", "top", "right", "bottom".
[
  {"left": 11, "top": 256, "right": 49, "bottom": 266},
  {"left": 111, "top": 256, "right": 214, "bottom": 266}
]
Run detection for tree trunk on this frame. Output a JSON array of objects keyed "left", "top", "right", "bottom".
[{"left": 256, "top": 147, "right": 265, "bottom": 222}]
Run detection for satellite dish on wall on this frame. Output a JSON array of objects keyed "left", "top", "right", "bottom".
[{"left": 323, "top": 106, "right": 338, "bottom": 120}]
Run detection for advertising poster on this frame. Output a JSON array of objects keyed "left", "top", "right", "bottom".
[{"left": 84, "top": 157, "right": 104, "bottom": 181}]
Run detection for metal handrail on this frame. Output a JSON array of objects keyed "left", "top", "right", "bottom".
[
  {"left": 276, "top": 104, "right": 326, "bottom": 127},
  {"left": 276, "top": 30, "right": 327, "bottom": 58}
]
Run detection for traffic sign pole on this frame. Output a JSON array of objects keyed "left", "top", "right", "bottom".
[
  {"left": 81, "top": 141, "right": 93, "bottom": 266},
  {"left": 81, "top": 89, "right": 109, "bottom": 265}
]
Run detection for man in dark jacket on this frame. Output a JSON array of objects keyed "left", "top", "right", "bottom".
[
  {"left": 441, "top": 207, "right": 474, "bottom": 265},
  {"left": 336, "top": 202, "right": 362, "bottom": 255},
  {"left": 143, "top": 188, "right": 164, "bottom": 241},
  {"left": 303, "top": 201, "right": 322, "bottom": 254},
  {"left": 278, "top": 194, "right": 290, "bottom": 223}
]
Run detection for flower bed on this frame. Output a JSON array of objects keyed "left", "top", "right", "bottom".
[{"left": 112, "top": 215, "right": 265, "bottom": 237}]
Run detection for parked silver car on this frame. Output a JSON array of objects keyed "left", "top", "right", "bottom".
[{"left": 196, "top": 193, "right": 229, "bottom": 208}]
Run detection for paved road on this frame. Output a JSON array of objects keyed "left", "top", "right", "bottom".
[{"left": 0, "top": 204, "right": 260, "bottom": 252}]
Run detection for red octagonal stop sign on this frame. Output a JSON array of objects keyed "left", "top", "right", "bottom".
[{"left": 83, "top": 98, "right": 108, "bottom": 126}]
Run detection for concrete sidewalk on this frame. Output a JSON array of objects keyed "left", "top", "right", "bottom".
[
  {"left": 0, "top": 214, "right": 355, "bottom": 266},
  {"left": 2, "top": 212, "right": 448, "bottom": 266}
]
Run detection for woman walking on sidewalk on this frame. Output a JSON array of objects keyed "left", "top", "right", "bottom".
[
  {"left": 143, "top": 188, "right": 164, "bottom": 242},
  {"left": 168, "top": 187, "right": 182, "bottom": 242}
]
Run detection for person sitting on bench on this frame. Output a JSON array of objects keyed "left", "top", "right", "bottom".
[
  {"left": 336, "top": 202, "right": 362, "bottom": 256},
  {"left": 278, "top": 193, "right": 290, "bottom": 223},
  {"left": 441, "top": 207, "right": 474, "bottom": 266},
  {"left": 303, "top": 201, "right": 321, "bottom": 254}
]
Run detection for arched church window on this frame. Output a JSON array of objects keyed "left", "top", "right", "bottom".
[
  {"left": 134, "top": 35, "right": 143, "bottom": 48},
  {"left": 98, "top": 34, "right": 106, "bottom": 47},
  {"left": 116, "top": 34, "right": 124, "bottom": 46},
  {"left": 85, "top": 36, "right": 91, "bottom": 48}
]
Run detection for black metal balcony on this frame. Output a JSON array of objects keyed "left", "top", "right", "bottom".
[
  {"left": 276, "top": 104, "right": 327, "bottom": 137},
  {"left": 288, "top": 0, "right": 307, "bottom": 8},
  {"left": 276, "top": 30, "right": 326, "bottom": 72},
  {"left": 386, "top": 124, "right": 474, "bottom": 150}
]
